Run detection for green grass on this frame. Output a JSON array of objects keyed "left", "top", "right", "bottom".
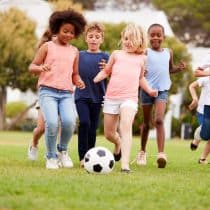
[{"left": 0, "top": 131, "right": 210, "bottom": 210}]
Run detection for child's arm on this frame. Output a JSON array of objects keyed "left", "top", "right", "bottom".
[
  {"left": 72, "top": 50, "right": 85, "bottom": 89},
  {"left": 29, "top": 43, "right": 50, "bottom": 75},
  {"left": 169, "top": 49, "right": 186, "bottom": 74},
  {"left": 188, "top": 80, "right": 199, "bottom": 110},
  {"left": 93, "top": 51, "right": 115, "bottom": 83},
  {"left": 194, "top": 67, "right": 210, "bottom": 77},
  {"left": 139, "top": 60, "right": 158, "bottom": 97}
]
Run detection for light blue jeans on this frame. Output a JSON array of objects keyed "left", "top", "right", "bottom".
[{"left": 39, "top": 86, "right": 76, "bottom": 159}]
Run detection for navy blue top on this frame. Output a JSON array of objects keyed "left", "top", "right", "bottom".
[{"left": 75, "top": 51, "right": 109, "bottom": 103}]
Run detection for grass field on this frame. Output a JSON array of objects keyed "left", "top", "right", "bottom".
[{"left": 0, "top": 131, "right": 210, "bottom": 210}]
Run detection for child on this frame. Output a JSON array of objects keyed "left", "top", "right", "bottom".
[
  {"left": 137, "top": 23, "right": 186, "bottom": 168},
  {"left": 27, "top": 101, "right": 45, "bottom": 160},
  {"left": 29, "top": 9, "right": 86, "bottom": 169},
  {"left": 191, "top": 55, "right": 210, "bottom": 164},
  {"left": 28, "top": 29, "right": 54, "bottom": 161},
  {"left": 75, "top": 22, "right": 109, "bottom": 167},
  {"left": 94, "top": 23, "right": 158, "bottom": 173}
]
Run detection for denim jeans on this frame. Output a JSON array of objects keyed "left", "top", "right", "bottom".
[{"left": 39, "top": 86, "right": 76, "bottom": 159}]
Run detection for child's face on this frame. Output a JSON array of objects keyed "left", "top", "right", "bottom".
[
  {"left": 57, "top": 23, "right": 75, "bottom": 45},
  {"left": 148, "top": 26, "right": 164, "bottom": 50},
  {"left": 122, "top": 35, "right": 138, "bottom": 53},
  {"left": 85, "top": 29, "right": 103, "bottom": 52}
]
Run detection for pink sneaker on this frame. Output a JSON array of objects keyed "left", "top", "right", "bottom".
[
  {"left": 157, "top": 152, "right": 167, "bottom": 168},
  {"left": 136, "top": 151, "right": 147, "bottom": 165}
]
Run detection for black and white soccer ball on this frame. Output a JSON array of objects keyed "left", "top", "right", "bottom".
[{"left": 84, "top": 147, "right": 115, "bottom": 174}]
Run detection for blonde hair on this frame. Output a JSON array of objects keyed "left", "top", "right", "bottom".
[
  {"left": 84, "top": 22, "right": 105, "bottom": 38},
  {"left": 121, "top": 23, "right": 147, "bottom": 54}
]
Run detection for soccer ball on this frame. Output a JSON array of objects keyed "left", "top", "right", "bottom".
[{"left": 84, "top": 147, "right": 115, "bottom": 174}]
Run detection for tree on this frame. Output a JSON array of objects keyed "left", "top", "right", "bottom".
[
  {"left": 0, "top": 8, "right": 37, "bottom": 130},
  {"left": 152, "top": 0, "right": 210, "bottom": 46},
  {"left": 47, "top": 0, "right": 82, "bottom": 11}
]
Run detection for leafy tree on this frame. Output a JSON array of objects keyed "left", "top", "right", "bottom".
[
  {"left": 48, "top": 0, "right": 82, "bottom": 11},
  {"left": 0, "top": 8, "right": 37, "bottom": 130},
  {"left": 152, "top": 0, "right": 210, "bottom": 46}
]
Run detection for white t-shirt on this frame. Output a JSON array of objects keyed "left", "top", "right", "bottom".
[
  {"left": 199, "top": 53, "right": 210, "bottom": 70},
  {"left": 197, "top": 76, "right": 210, "bottom": 114}
]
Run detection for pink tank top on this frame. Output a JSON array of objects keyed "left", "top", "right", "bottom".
[
  {"left": 105, "top": 50, "right": 145, "bottom": 102},
  {"left": 38, "top": 41, "right": 77, "bottom": 91}
]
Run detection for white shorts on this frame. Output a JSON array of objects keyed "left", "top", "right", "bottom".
[{"left": 103, "top": 99, "right": 138, "bottom": 114}]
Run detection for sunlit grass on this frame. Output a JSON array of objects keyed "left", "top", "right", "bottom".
[{"left": 0, "top": 131, "right": 210, "bottom": 210}]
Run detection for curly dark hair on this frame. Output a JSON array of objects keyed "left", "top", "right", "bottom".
[{"left": 49, "top": 9, "right": 87, "bottom": 37}]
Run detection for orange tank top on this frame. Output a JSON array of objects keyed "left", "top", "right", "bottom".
[{"left": 38, "top": 41, "right": 77, "bottom": 91}]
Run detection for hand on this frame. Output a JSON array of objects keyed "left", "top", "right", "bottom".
[
  {"left": 98, "top": 59, "right": 106, "bottom": 70},
  {"left": 188, "top": 99, "right": 198, "bottom": 110},
  {"left": 178, "top": 60, "right": 186, "bottom": 71},
  {"left": 149, "top": 89, "right": 158, "bottom": 97},
  {"left": 41, "top": 64, "right": 51, "bottom": 72},
  {"left": 75, "top": 79, "right": 85, "bottom": 89}
]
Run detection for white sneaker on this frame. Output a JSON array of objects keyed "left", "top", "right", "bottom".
[
  {"left": 57, "top": 151, "right": 73, "bottom": 168},
  {"left": 28, "top": 145, "right": 38, "bottom": 161},
  {"left": 194, "top": 126, "right": 202, "bottom": 141},
  {"left": 46, "top": 158, "right": 59, "bottom": 169},
  {"left": 136, "top": 151, "right": 147, "bottom": 165}
]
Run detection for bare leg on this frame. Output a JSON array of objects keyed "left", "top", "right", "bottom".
[
  {"left": 200, "top": 140, "right": 210, "bottom": 162},
  {"left": 140, "top": 105, "right": 153, "bottom": 152},
  {"left": 154, "top": 101, "right": 166, "bottom": 153},
  {"left": 120, "top": 107, "right": 136, "bottom": 170},
  {"left": 32, "top": 110, "right": 45, "bottom": 147},
  {"left": 104, "top": 113, "right": 120, "bottom": 154}
]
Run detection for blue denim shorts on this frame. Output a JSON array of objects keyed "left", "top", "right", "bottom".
[
  {"left": 140, "top": 90, "right": 168, "bottom": 105},
  {"left": 200, "top": 105, "right": 210, "bottom": 140},
  {"left": 196, "top": 112, "right": 203, "bottom": 125}
]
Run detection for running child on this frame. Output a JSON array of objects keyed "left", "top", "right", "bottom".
[
  {"left": 29, "top": 9, "right": 86, "bottom": 169},
  {"left": 94, "top": 23, "right": 157, "bottom": 173}
]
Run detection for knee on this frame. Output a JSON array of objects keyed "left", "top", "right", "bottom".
[
  {"left": 142, "top": 123, "right": 150, "bottom": 131},
  {"left": 46, "top": 122, "right": 58, "bottom": 136},
  {"left": 61, "top": 118, "right": 76, "bottom": 131},
  {"left": 79, "top": 120, "right": 90, "bottom": 129},
  {"left": 155, "top": 118, "right": 164, "bottom": 127},
  {"left": 104, "top": 130, "right": 115, "bottom": 140},
  {"left": 36, "top": 125, "right": 45, "bottom": 135}
]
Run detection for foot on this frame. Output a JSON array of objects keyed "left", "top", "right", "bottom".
[
  {"left": 136, "top": 151, "right": 147, "bottom": 165},
  {"left": 57, "top": 151, "right": 73, "bottom": 168},
  {"left": 80, "top": 159, "right": 84, "bottom": 168},
  {"left": 28, "top": 144, "right": 38, "bottom": 161},
  {"left": 190, "top": 139, "right": 200, "bottom": 151},
  {"left": 113, "top": 150, "right": 121, "bottom": 161},
  {"left": 46, "top": 158, "right": 59, "bottom": 169},
  {"left": 198, "top": 158, "right": 208, "bottom": 165},
  {"left": 157, "top": 152, "right": 167, "bottom": 168},
  {"left": 121, "top": 168, "right": 131, "bottom": 173}
]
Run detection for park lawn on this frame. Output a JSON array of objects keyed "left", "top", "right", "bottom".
[{"left": 0, "top": 131, "right": 210, "bottom": 210}]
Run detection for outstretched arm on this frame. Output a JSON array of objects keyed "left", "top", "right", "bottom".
[
  {"left": 169, "top": 49, "right": 186, "bottom": 74},
  {"left": 188, "top": 80, "right": 199, "bottom": 110},
  {"left": 194, "top": 67, "right": 210, "bottom": 77},
  {"left": 93, "top": 51, "right": 115, "bottom": 83}
]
